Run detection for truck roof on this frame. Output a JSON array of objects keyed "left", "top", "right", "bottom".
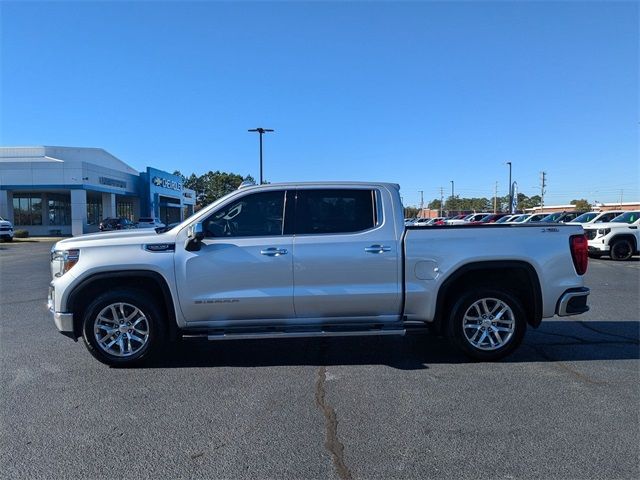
[{"left": 240, "top": 181, "right": 401, "bottom": 191}]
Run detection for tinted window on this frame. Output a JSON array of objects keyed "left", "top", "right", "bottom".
[
  {"left": 203, "top": 190, "right": 285, "bottom": 237},
  {"left": 295, "top": 189, "right": 376, "bottom": 234},
  {"left": 596, "top": 212, "right": 619, "bottom": 222},
  {"left": 612, "top": 212, "right": 640, "bottom": 224},
  {"left": 573, "top": 212, "right": 597, "bottom": 223}
]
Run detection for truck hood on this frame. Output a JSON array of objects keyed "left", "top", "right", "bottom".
[
  {"left": 0, "top": 220, "right": 12, "bottom": 227},
  {"left": 54, "top": 228, "right": 178, "bottom": 249},
  {"left": 583, "top": 222, "right": 638, "bottom": 230}
]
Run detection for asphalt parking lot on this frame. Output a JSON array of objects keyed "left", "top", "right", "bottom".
[{"left": 1, "top": 240, "right": 638, "bottom": 480}]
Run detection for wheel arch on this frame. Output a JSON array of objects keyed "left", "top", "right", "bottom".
[
  {"left": 432, "top": 260, "right": 543, "bottom": 333},
  {"left": 66, "top": 270, "right": 178, "bottom": 340},
  {"left": 609, "top": 234, "right": 638, "bottom": 253}
]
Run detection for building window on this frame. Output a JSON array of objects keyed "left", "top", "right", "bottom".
[
  {"left": 87, "top": 192, "right": 103, "bottom": 225},
  {"left": 117, "top": 200, "right": 134, "bottom": 220},
  {"left": 48, "top": 193, "right": 71, "bottom": 225},
  {"left": 183, "top": 205, "right": 193, "bottom": 220},
  {"left": 12, "top": 193, "right": 43, "bottom": 226}
]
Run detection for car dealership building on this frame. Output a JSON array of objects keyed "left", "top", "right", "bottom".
[{"left": 0, "top": 146, "right": 195, "bottom": 236}]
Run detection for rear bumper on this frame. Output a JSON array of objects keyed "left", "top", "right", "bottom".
[{"left": 556, "top": 287, "right": 590, "bottom": 316}]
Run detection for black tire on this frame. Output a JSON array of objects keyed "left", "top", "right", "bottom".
[
  {"left": 82, "top": 289, "right": 166, "bottom": 366},
  {"left": 609, "top": 239, "right": 633, "bottom": 261},
  {"left": 447, "top": 288, "right": 527, "bottom": 361}
]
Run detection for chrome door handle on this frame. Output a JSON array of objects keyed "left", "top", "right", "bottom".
[
  {"left": 364, "top": 245, "right": 391, "bottom": 254},
  {"left": 260, "top": 247, "right": 288, "bottom": 256}
]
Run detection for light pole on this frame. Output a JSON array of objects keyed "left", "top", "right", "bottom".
[
  {"left": 248, "top": 127, "right": 274, "bottom": 184},
  {"left": 450, "top": 180, "right": 454, "bottom": 214},
  {"left": 506, "top": 162, "right": 512, "bottom": 213}
]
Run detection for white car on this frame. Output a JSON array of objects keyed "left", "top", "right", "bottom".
[
  {"left": 136, "top": 217, "right": 166, "bottom": 229},
  {"left": 568, "top": 210, "right": 626, "bottom": 225},
  {"left": 0, "top": 216, "right": 14, "bottom": 241},
  {"left": 584, "top": 211, "right": 640, "bottom": 260}
]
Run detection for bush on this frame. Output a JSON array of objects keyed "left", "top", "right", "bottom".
[{"left": 13, "top": 229, "right": 29, "bottom": 238}]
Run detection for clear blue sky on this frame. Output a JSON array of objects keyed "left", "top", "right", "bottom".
[{"left": 1, "top": 0, "right": 638, "bottom": 207}]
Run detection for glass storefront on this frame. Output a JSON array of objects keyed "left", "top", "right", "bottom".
[
  {"left": 116, "top": 199, "right": 135, "bottom": 220},
  {"left": 47, "top": 193, "right": 71, "bottom": 225},
  {"left": 87, "top": 192, "right": 103, "bottom": 226},
  {"left": 12, "top": 193, "right": 43, "bottom": 225}
]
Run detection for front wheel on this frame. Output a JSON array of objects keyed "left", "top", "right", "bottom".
[
  {"left": 447, "top": 289, "right": 526, "bottom": 361},
  {"left": 82, "top": 290, "right": 166, "bottom": 366},
  {"left": 610, "top": 239, "right": 633, "bottom": 261}
]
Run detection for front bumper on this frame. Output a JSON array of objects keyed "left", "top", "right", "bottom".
[
  {"left": 587, "top": 236, "right": 610, "bottom": 253},
  {"left": 48, "top": 285, "right": 74, "bottom": 334},
  {"left": 556, "top": 287, "right": 590, "bottom": 316}
]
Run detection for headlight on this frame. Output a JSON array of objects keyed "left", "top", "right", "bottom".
[
  {"left": 597, "top": 228, "right": 611, "bottom": 237},
  {"left": 51, "top": 249, "right": 80, "bottom": 277}
]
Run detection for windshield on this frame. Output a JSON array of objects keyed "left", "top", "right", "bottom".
[
  {"left": 494, "top": 216, "right": 511, "bottom": 223},
  {"left": 513, "top": 215, "right": 530, "bottom": 223},
  {"left": 572, "top": 212, "right": 597, "bottom": 223},
  {"left": 611, "top": 211, "right": 640, "bottom": 224}
]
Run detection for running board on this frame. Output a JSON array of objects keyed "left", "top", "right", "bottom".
[{"left": 180, "top": 324, "right": 408, "bottom": 341}]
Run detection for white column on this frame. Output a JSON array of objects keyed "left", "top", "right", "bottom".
[
  {"left": 0, "top": 190, "right": 9, "bottom": 219},
  {"left": 71, "top": 190, "right": 87, "bottom": 236},
  {"left": 102, "top": 192, "right": 116, "bottom": 218}
]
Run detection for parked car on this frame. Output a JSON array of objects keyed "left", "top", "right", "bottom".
[
  {"left": 540, "top": 211, "right": 585, "bottom": 223},
  {"left": 521, "top": 213, "right": 548, "bottom": 223},
  {"left": 493, "top": 215, "right": 516, "bottom": 224},
  {"left": 0, "top": 216, "right": 14, "bottom": 241},
  {"left": 466, "top": 213, "right": 492, "bottom": 224},
  {"left": 48, "top": 181, "right": 590, "bottom": 366},
  {"left": 508, "top": 214, "right": 530, "bottom": 223},
  {"left": 98, "top": 217, "right": 136, "bottom": 231},
  {"left": 479, "top": 213, "right": 511, "bottom": 223},
  {"left": 584, "top": 211, "right": 640, "bottom": 260},
  {"left": 136, "top": 217, "right": 166, "bottom": 229},
  {"left": 569, "top": 210, "right": 626, "bottom": 225}
]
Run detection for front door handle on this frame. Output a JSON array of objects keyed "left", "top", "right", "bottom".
[
  {"left": 260, "top": 247, "right": 288, "bottom": 257},
  {"left": 364, "top": 245, "right": 391, "bottom": 254}
]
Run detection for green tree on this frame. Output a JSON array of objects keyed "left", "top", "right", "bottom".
[
  {"left": 172, "top": 170, "right": 255, "bottom": 208},
  {"left": 403, "top": 206, "right": 420, "bottom": 218},
  {"left": 428, "top": 198, "right": 442, "bottom": 211},
  {"left": 571, "top": 199, "right": 591, "bottom": 211}
]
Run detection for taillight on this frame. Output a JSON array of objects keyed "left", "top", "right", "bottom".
[{"left": 570, "top": 234, "right": 588, "bottom": 275}]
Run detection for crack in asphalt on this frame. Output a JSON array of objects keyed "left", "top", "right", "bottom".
[
  {"left": 315, "top": 366, "right": 353, "bottom": 480},
  {"left": 523, "top": 344, "right": 606, "bottom": 385}
]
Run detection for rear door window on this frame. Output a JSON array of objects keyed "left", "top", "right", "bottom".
[{"left": 294, "top": 189, "right": 376, "bottom": 235}]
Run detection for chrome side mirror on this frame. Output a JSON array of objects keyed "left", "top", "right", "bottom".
[{"left": 185, "top": 222, "right": 205, "bottom": 251}]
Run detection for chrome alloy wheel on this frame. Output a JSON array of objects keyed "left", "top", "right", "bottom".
[
  {"left": 93, "top": 303, "right": 150, "bottom": 357},
  {"left": 462, "top": 298, "right": 515, "bottom": 351}
]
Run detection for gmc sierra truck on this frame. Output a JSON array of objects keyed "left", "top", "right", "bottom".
[
  {"left": 584, "top": 211, "right": 639, "bottom": 261},
  {"left": 48, "top": 182, "right": 590, "bottom": 366}
]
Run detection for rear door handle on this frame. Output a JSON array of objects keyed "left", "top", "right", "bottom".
[
  {"left": 364, "top": 245, "right": 391, "bottom": 254},
  {"left": 260, "top": 247, "right": 288, "bottom": 257}
]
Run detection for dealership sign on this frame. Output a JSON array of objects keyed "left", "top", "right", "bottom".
[
  {"left": 99, "top": 176, "right": 126, "bottom": 189},
  {"left": 152, "top": 176, "right": 182, "bottom": 191}
]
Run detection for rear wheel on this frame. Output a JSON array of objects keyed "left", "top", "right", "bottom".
[
  {"left": 610, "top": 239, "right": 633, "bottom": 261},
  {"left": 82, "top": 290, "right": 165, "bottom": 366},
  {"left": 448, "top": 289, "right": 526, "bottom": 361}
]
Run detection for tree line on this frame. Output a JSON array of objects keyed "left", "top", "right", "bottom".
[
  {"left": 404, "top": 194, "right": 591, "bottom": 218},
  {"left": 173, "top": 170, "right": 255, "bottom": 209}
]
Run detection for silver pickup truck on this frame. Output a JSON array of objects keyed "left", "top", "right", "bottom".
[{"left": 48, "top": 182, "right": 590, "bottom": 366}]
